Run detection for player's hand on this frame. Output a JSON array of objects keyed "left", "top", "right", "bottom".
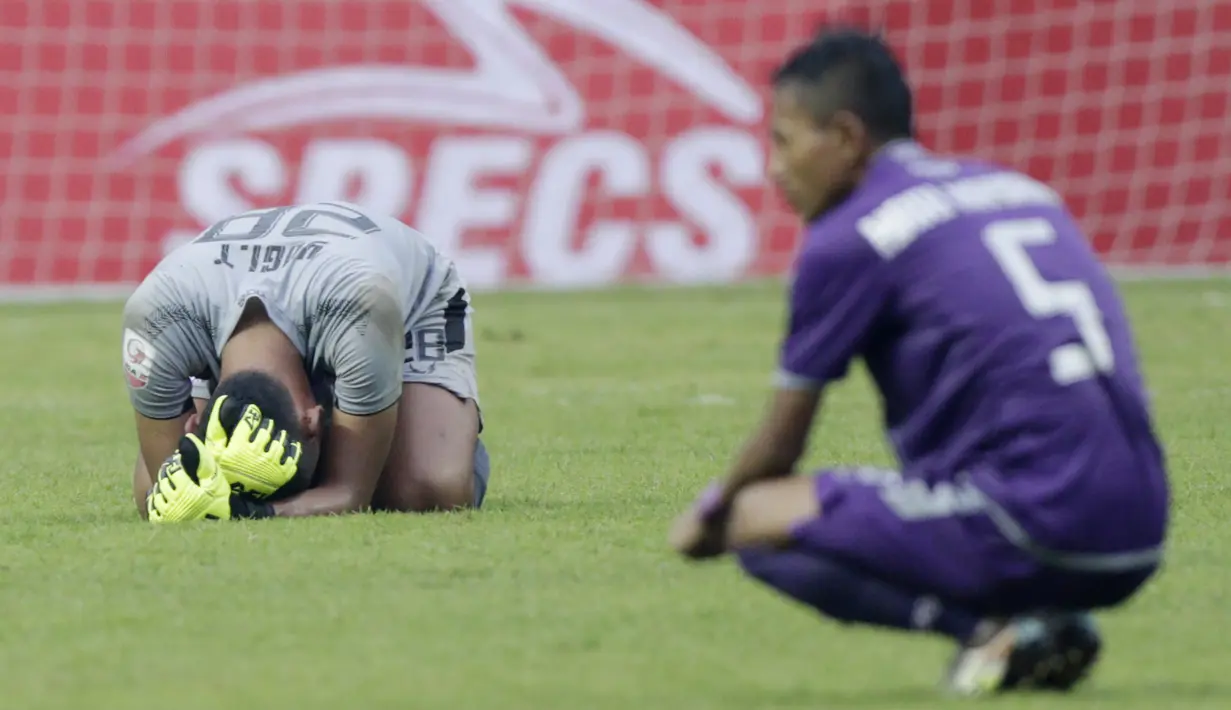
[
  {"left": 203, "top": 394, "right": 303, "bottom": 499},
  {"left": 146, "top": 435, "right": 236, "bottom": 522},
  {"left": 669, "top": 481, "right": 731, "bottom": 560}
]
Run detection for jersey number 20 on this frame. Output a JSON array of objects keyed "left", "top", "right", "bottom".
[
  {"left": 194, "top": 203, "right": 381, "bottom": 243},
  {"left": 982, "top": 218, "right": 1116, "bottom": 385}
]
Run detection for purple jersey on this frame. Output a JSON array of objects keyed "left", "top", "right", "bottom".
[{"left": 778, "top": 141, "right": 1167, "bottom": 554}]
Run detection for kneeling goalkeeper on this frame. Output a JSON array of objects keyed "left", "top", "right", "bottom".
[{"left": 125, "top": 201, "right": 490, "bottom": 521}]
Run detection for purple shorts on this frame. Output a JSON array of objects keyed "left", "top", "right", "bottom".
[{"left": 785, "top": 468, "right": 1155, "bottom": 615}]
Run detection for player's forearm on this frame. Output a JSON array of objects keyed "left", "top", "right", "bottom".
[
  {"left": 270, "top": 484, "right": 370, "bottom": 517},
  {"left": 132, "top": 455, "right": 155, "bottom": 518},
  {"left": 725, "top": 428, "right": 800, "bottom": 489},
  {"left": 722, "top": 387, "right": 820, "bottom": 495},
  {"left": 293, "top": 407, "right": 396, "bottom": 517}
]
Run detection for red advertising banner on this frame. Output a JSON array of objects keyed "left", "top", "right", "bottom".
[{"left": 2, "top": 1, "right": 1229, "bottom": 294}]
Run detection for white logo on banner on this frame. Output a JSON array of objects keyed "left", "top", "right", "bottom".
[{"left": 111, "top": 0, "right": 768, "bottom": 289}]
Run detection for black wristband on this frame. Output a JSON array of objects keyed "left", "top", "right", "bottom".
[{"left": 229, "top": 494, "right": 276, "bottom": 520}]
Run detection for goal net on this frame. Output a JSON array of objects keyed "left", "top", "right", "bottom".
[{"left": 2, "top": 0, "right": 1228, "bottom": 298}]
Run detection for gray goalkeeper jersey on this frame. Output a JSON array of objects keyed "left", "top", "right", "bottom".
[{"left": 122, "top": 202, "right": 453, "bottom": 419}]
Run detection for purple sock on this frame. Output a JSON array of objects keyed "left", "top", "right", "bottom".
[{"left": 736, "top": 547, "right": 982, "bottom": 643}]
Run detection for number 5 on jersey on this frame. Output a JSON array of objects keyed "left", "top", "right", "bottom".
[{"left": 983, "top": 218, "right": 1116, "bottom": 386}]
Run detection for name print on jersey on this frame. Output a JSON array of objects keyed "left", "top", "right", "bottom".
[
  {"left": 212, "top": 242, "right": 328, "bottom": 274},
  {"left": 199, "top": 203, "right": 383, "bottom": 273}
]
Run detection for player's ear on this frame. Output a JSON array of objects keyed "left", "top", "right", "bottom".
[
  {"left": 302, "top": 405, "right": 324, "bottom": 440},
  {"left": 830, "top": 110, "right": 867, "bottom": 155}
]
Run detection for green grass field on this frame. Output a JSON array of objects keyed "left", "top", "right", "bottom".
[{"left": 0, "top": 279, "right": 1228, "bottom": 709}]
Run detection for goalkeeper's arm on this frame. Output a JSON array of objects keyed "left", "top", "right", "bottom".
[
  {"left": 264, "top": 288, "right": 402, "bottom": 517},
  {"left": 269, "top": 405, "right": 399, "bottom": 517},
  {"left": 132, "top": 400, "right": 207, "bottom": 519}
]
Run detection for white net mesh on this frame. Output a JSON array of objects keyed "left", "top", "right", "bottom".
[{"left": 1, "top": 0, "right": 1227, "bottom": 295}]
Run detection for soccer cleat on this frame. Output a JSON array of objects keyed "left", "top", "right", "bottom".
[
  {"left": 1040, "top": 613, "right": 1102, "bottom": 691},
  {"left": 944, "top": 614, "right": 1102, "bottom": 696}
]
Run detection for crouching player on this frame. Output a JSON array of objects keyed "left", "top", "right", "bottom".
[
  {"left": 123, "top": 201, "right": 491, "bottom": 521},
  {"left": 669, "top": 29, "right": 1168, "bottom": 695}
]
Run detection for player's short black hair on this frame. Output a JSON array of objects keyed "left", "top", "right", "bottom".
[
  {"left": 197, "top": 369, "right": 303, "bottom": 444},
  {"left": 772, "top": 26, "right": 914, "bottom": 142}
]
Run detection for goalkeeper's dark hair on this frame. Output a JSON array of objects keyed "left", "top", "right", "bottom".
[
  {"left": 772, "top": 26, "right": 915, "bottom": 143},
  {"left": 197, "top": 370, "right": 303, "bottom": 445}
]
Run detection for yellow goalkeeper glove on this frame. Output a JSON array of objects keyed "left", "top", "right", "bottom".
[
  {"left": 146, "top": 435, "right": 273, "bottom": 522},
  {"left": 203, "top": 394, "right": 304, "bottom": 500}
]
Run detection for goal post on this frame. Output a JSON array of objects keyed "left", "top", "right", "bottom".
[{"left": 2, "top": 0, "right": 1227, "bottom": 300}]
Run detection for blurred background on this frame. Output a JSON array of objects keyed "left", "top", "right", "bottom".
[{"left": 3, "top": 0, "right": 1228, "bottom": 300}]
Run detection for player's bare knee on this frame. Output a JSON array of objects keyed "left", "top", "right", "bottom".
[
  {"left": 726, "top": 477, "right": 819, "bottom": 550},
  {"left": 380, "top": 463, "right": 474, "bottom": 512},
  {"left": 412, "top": 468, "right": 474, "bottom": 511}
]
